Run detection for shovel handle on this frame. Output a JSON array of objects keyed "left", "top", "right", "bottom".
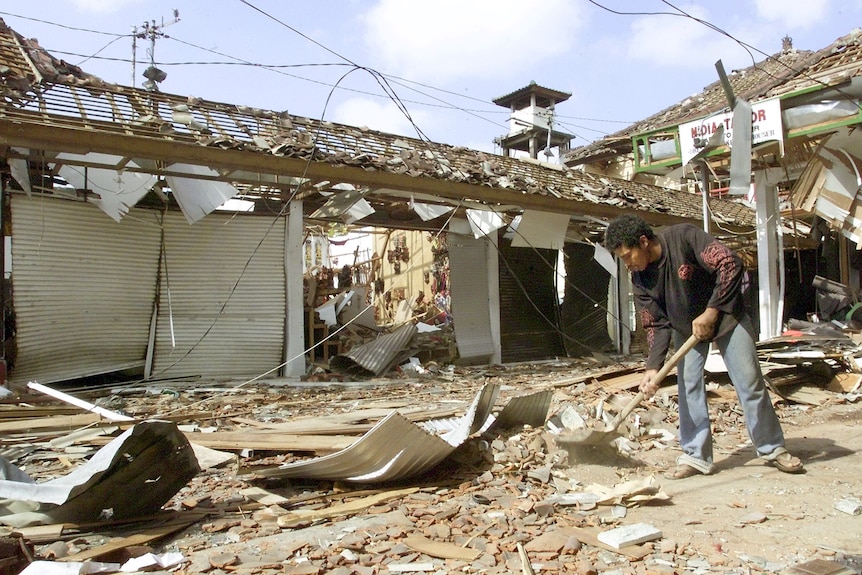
[
  {"left": 654, "top": 333, "right": 701, "bottom": 383},
  {"left": 611, "top": 333, "right": 701, "bottom": 427}
]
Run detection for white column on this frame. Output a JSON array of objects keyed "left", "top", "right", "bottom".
[
  {"left": 754, "top": 171, "right": 784, "bottom": 340},
  {"left": 618, "top": 258, "right": 633, "bottom": 355},
  {"left": 284, "top": 200, "right": 306, "bottom": 377},
  {"left": 487, "top": 233, "right": 502, "bottom": 365}
]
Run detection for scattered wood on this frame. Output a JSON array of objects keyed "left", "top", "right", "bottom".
[
  {"left": 276, "top": 486, "right": 420, "bottom": 528},
  {"left": 403, "top": 534, "right": 481, "bottom": 561}
]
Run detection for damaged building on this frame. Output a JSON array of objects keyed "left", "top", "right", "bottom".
[
  {"left": 0, "top": 16, "right": 860, "bottom": 575},
  {"left": 566, "top": 30, "right": 862, "bottom": 342},
  {"left": 0, "top": 18, "right": 756, "bottom": 387}
]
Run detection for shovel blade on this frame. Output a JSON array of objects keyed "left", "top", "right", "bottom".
[{"left": 556, "top": 426, "right": 618, "bottom": 446}]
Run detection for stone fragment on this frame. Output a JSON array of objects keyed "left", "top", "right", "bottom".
[
  {"left": 738, "top": 511, "right": 768, "bottom": 524},
  {"left": 209, "top": 553, "right": 239, "bottom": 569},
  {"left": 833, "top": 497, "right": 862, "bottom": 515},
  {"left": 597, "top": 523, "right": 662, "bottom": 549},
  {"left": 525, "top": 530, "right": 573, "bottom": 553}
]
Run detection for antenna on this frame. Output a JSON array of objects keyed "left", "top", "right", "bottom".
[
  {"left": 543, "top": 103, "right": 555, "bottom": 159},
  {"left": 131, "top": 9, "right": 180, "bottom": 91}
]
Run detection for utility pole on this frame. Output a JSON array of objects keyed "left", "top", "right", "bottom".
[{"left": 131, "top": 9, "right": 180, "bottom": 91}]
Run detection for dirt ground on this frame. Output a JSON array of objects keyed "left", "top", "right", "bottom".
[
  {"left": 564, "top": 398, "right": 862, "bottom": 566},
  {"left": 5, "top": 358, "right": 862, "bottom": 574}
]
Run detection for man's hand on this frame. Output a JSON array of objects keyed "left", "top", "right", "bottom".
[
  {"left": 692, "top": 307, "right": 720, "bottom": 341},
  {"left": 639, "top": 368, "right": 660, "bottom": 398}
]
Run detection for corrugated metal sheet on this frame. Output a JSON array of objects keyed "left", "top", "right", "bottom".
[
  {"left": 151, "top": 212, "right": 286, "bottom": 379},
  {"left": 10, "top": 196, "right": 162, "bottom": 384},
  {"left": 254, "top": 384, "right": 552, "bottom": 483},
  {"left": 329, "top": 322, "right": 418, "bottom": 378},
  {"left": 486, "top": 388, "right": 554, "bottom": 431},
  {"left": 448, "top": 234, "right": 495, "bottom": 362}
]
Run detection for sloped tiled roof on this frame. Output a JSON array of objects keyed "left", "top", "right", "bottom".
[
  {"left": 0, "top": 18, "right": 754, "bottom": 228},
  {"left": 566, "top": 29, "right": 862, "bottom": 164}
]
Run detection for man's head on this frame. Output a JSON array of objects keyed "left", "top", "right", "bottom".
[{"left": 604, "top": 215, "right": 657, "bottom": 272}]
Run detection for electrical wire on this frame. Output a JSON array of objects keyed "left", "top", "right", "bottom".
[
  {"left": 585, "top": 0, "right": 862, "bottom": 111},
  {"left": 12, "top": 0, "right": 825, "bottom": 392},
  {"left": 469, "top": 205, "right": 633, "bottom": 358}
]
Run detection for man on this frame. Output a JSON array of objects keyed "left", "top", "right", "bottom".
[{"left": 603, "top": 214, "right": 803, "bottom": 478}]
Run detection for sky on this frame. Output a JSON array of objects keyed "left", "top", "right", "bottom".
[{"left": 3, "top": 1, "right": 862, "bottom": 156}]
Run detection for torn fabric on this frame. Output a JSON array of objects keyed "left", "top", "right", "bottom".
[
  {"left": 465, "top": 209, "right": 506, "bottom": 239},
  {"left": 56, "top": 152, "right": 158, "bottom": 222},
  {"left": 9, "top": 148, "right": 31, "bottom": 196},
  {"left": 510, "top": 209, "right": 570, "bottom": 249},
  {"left": 728, "top": 98, "right": 753, "bottom": 196},
  {"left": 166, "top": 163, "right": 239, "bottom": 224},
  {"left": 411, "top": 198, "right": 454, "bottom": 221}
]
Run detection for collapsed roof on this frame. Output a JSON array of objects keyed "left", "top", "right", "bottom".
[
  {"left": 565, "top": 29, "right": 862, "bottom": 182},
  {"left": 0, "top": 18, "right": 756, "bottom": 234}
]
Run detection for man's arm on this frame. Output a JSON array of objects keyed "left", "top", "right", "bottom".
[{"left": 692, "top": 306, "right": 720, "bottom": 341}]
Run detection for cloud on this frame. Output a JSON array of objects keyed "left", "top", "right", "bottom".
[
  {"left": 71, "top": 0, "right": 145, "bottom": 13},
  {"left": 361, "top": 0, "right": 586, "bottom": 83},
  {"left": 330, "top": 97, "right": 432, "bottom": 138},
  {"left": 755, "top": 0, "right": 832, "bottom": 29},
  {"left": 624, "top": 4, "right": 773, "bottom": 72}
]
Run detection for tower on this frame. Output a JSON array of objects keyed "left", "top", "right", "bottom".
[{"left": 493, "top": 81, "right": 573, "bottom": 161}]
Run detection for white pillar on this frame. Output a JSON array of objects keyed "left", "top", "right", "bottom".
[
  {"left": 487, "top": 233, "right": 502, "bottom": 365},
  {"left": 284, "top": 200, "right": 306, "bottom": 377},
  {"left": 618, "top": 258, "right": 633, "bottom": 355},
  {"left": 754, "top": 171, "right": 784, "bottom": 340}
]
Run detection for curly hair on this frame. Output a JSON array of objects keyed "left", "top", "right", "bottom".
[{"left": 604, "top": 214, "right": 655, "bottom": 251}]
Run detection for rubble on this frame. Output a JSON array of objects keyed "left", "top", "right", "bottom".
[{"left": 0, "top": 338, "right": 859, "bottom": 574}]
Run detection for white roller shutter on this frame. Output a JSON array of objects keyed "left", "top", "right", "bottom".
[
  {"left": 448, "top": 233, "right": 495, "bottom": 362},
  {"left": 151, "top": 211, "right": 286, "bottom": 379},
  {"left": 10, "top": 196, "right": 162, "bottom": 385}
]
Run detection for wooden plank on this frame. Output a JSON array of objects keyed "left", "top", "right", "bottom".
[
  {"left": 231, "top": 405, "right": 464, "bottom": 435},
  {"left": 13, "top": 523, "right": 68, "bottom": 544},
  {"left": 0, "top": 413, "right": 104, "bottom": 433},
  {"left": 58, "top": 515, "right": 205, "bottom": 562},
  {"left": 599, "top": 371, "right": 644, "bottom": 392},
  {"left": 404, "top": 534, "right": 481, "bottom": 561},
  {"left": 276, "top": 487, "right": 419, "bottom": 528}
]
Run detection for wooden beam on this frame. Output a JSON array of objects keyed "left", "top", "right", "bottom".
[{"left": 0, "top": 120, "right": 697, "bottom": 226}]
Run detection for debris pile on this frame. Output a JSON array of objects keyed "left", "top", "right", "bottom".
[{"left": 0, "top": 346, "right": 858, "bottom": 574}]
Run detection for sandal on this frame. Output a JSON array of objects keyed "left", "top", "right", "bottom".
[
  {"left": 663, "top": 463, "right": 703, "bottom": 480},
  {"left": 767, "top": 451, "right": 804, "bottom": 474}
]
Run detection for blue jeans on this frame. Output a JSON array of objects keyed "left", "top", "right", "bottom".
[{"left": 673, "top": 316, "right": 785, "bottom": 473}]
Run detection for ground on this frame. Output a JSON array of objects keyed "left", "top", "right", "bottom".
[
  {"left": 566, "top": 400, "right": 862, "bottom": 566},
  {"left": 5, "top": 358, "right": 861, "bottom": 574}
]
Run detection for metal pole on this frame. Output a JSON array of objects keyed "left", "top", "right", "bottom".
[
  {"left": 699, "top": 160, "right": 710, "bottom": 233},
  {"left": 0, "top": 176, "right": 6, "bottom": 386},
  {"left": 131, "top": 26, "right": 137, "bottom": 86}
]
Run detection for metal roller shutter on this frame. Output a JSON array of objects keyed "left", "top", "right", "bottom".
[
  {"left": 10, "top": 196, "right": 162, "bottom": 384},
  {"left": 151, "top": 212, "right": 286, "bottom": 379},
  {"left": 498, "top": 237, "right": 565, "bottom": 362},
  {"left": 448, "top": 233, "right": 495, "bottom": 363}
]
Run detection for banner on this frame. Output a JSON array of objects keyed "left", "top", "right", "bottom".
[{"left": 678, "top": 97, "right": 782, "bottom": 166}]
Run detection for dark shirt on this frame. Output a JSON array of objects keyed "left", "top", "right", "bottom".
[{"left": 632, "top": 224, "right": 747, "bottom": 370}]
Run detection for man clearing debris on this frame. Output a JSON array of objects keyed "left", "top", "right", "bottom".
[{"left": 603, "top": 214, "right": 804, "bottom": 479}]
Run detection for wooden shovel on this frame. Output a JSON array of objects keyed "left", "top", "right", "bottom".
[{"left": 558, "top": 333, "right": 700, "bottom": 447}]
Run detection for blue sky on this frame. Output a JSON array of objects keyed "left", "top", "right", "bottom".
[{"left": 3, "top": 1, "right": 862, "bottom": 155}]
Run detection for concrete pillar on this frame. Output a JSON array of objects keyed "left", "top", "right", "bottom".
[
  {"left": 754, "top": 171, "right": 784, "bottom": 340},
  {"left": 284, "top": 199, "right": 306, "bottom": 377},
  {"left": 487, "top": 232, "right": 502, "bottom": 365}
]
